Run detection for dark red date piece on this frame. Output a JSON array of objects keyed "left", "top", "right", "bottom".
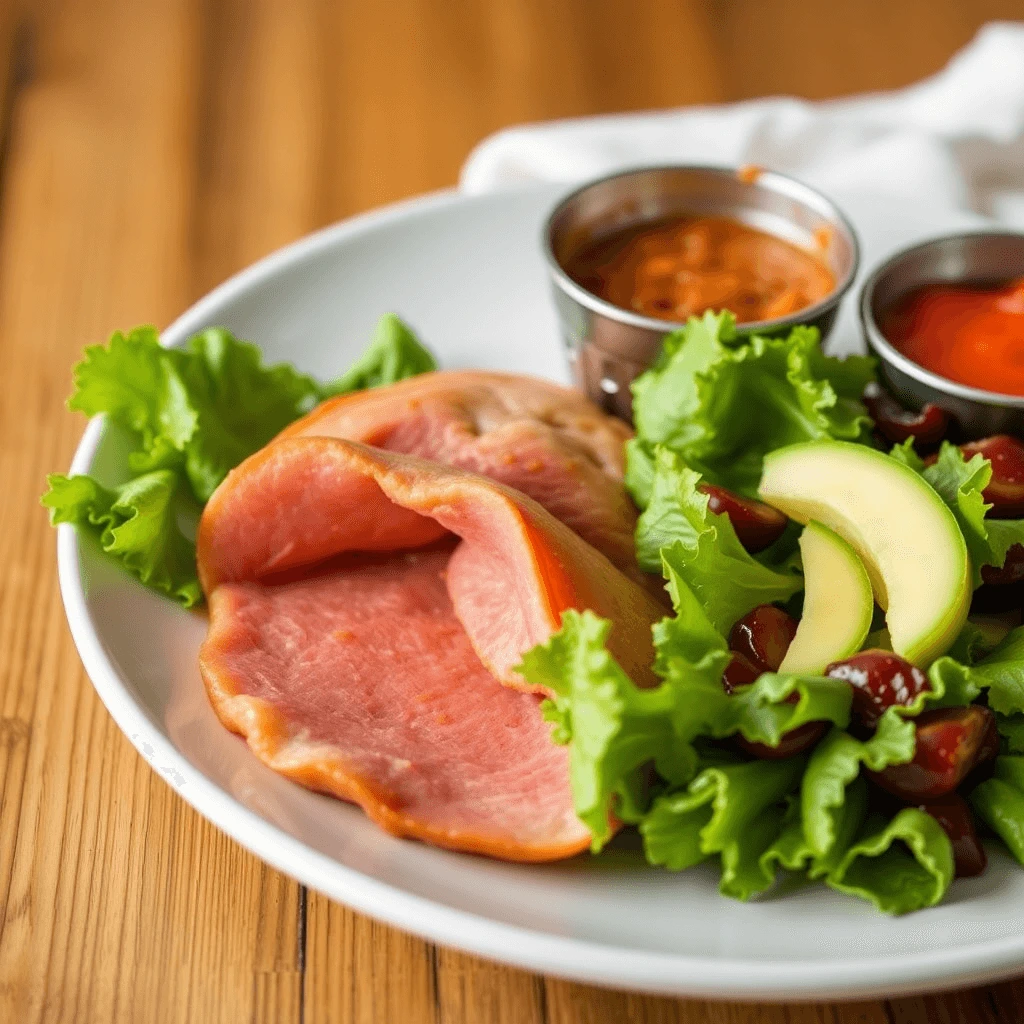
[
  {"left": 735, "top": 721, "right": 828, "bottom": 760},
  {"left": 722, "top": 652, "right": 761, "bottom": 695},
  {"left": 699, "top": 483, "right": 789, "bottom": 553},
  {"left": 917, "top": 792, "right": 988, "bottom": 878},
  {"left": 726, "top": 606, "right": 825, "bottom": 759},
  {"left": 961, "top": 435, "right": 1024, "bottom": 518},
  {"left": 729, "top": 605, "right": 798, "bottom": 674},
  {"left": 981, "top": 543, "right": 1024, "bottom": 585},
  {"left": 825, "top": 650, "right": 931, "bottom": 730},
  {"left": 862, "top": 381, "right": 950, "bottom": 447},
  {"left": 869, "top": 705, "right": 999, "bottom": 800}
]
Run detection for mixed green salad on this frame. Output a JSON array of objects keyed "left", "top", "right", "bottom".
[
  {"left": 46, "top": 309, "right": 1024, "bottom": 914},
  {"left": 518, "top": 311, "right": 1024, "bottom": 913}
]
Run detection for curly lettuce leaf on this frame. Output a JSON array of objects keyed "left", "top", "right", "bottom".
[
  {"left": 937, "top": 626, "right": 1024, "bottom": 749},
  {"left": 517, "top": 558, "right": 850, "bottom": 851},
  {"left": 928, "top": 627, "right": 1024, "bottom": 749},
  {"left": 985, "top": 517, "right": 1024, "bottom": 572},
  {"left": 760, "top": 777, "right": 869, "bottom": 881},
  {"left": 627, "top": 311, "right": 874, "bottom": 503},
  {"left": 801, "top": 714, "right": 917, "bottom": 858},
  {"left": 826, "top": 809, "right": 954, "bottom": 914},
  {"left": 518, "top": 609, "right": 701, "bottom": 850},
  {"left": 520, "top": 569, "right": 735, "bottom": 847},
  {"left": 800, "top": 651, "right": 983, "bottom": 863},
  {"left": 321, "top": 312, "right": 436, "bottom": 395},
  {"left": 66, "top": 326, "right": 173, "bottom": 444},
  {"left": 166, "top": 329, "right": 328, "bottom": 501},
  {"left": 637, "top": 451, "right": 803, "bottom": 636},
  {"left": 948, "top": 618, "right": 1011, "bottom": 665},
  {"left": 970, "top": 756, "right": 1024, "bottom": 864},
  {"left": 640, "top": 757, "right": 805, "bottom": 899},
  {"left": 962, "top": 626, "right": 1024, "bottom": 715},
  {"left": 654, "top": 552, "right": 850, "bottom": 748},
  {"left": 725, "top": 671, "right": 853, "bottom": 746},
  {"left": 45, "top": 316, "right": 437, "bottom": 605},
  {"left": 42, "top": 471, "right": 201, "bottom": 607},
  {"left": 996, "top": 714, "right": 1024, "bottom": 753},
  {"left": 68, "top": 326, "right": 325, "bottom": 502},
  {"left": 892, "top": 439, "right": 1024, "bottom": 587}
]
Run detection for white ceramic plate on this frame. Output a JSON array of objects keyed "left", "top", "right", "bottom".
[{"left": 59, "top": 183, "right": 1024, "bottom": 1002}]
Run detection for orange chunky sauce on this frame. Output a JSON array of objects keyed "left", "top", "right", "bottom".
[
  {"left": 566, "top": 215, "right": 835, "bottom": 324},
  {"left": 880, "top": 279, "right": 1024, "bottom": 397}
]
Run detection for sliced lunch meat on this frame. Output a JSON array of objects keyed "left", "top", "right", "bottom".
[
  {"left": 277, "top": 371, "right": 641, "bottom": 578},
  {"left": 202, "top": 550, "right": 590, "bottom": 860},
  {"left": 198, "top": 438, "right": 662, "bottom": 689},
  {"left": 197, "top": 438, "right": 664, "bottom": 859}
]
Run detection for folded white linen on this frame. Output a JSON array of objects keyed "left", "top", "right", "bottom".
[{"left": 461, "top": 23, "right": 1024, "bottom": 355}]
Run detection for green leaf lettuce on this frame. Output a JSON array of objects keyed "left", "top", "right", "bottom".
[
  {"left": 640, "top": 757, "right": 805, "bottom": 899},
  {"left": 42, "top": 471, "right": 202, "bottom": 607},
  {"left": 891, "top": 439, "right": 1024, "bottom": 587},
  {"left": 517, "top": 554, "right": 851, "bottom": 852},
  {"left": 627, "top": 311, "right": 875, "bottom": 504},
  {"left": 635, "top": 448, "right": 803, "bottom": 634}
]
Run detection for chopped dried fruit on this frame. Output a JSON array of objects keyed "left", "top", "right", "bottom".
[
  {"left": 825, "top": 649, "right": 930, "bottom": 730},
  {"left": 862, "top": 382, "right": 949, "bottom": 447},
  {"left": 729, "top": 605, "right": 798, "bottom": 674},
  {"left": 961, "top": 435, "right": 1024, "bottom": 518},
  {"left": 699, "top": 483, "right": 789, "bottom": 553},
  {"left": 918, "top": 793, "right": 988, "bottom": 878},
  {"left": 721, "top": 651, "right": 761, "bottom": 695},
  {"left": 869, "top": 706, "right": 998, "bottom": 800},
  {"left": 735, "top": 720, "right": 828, "bottom": 760}
]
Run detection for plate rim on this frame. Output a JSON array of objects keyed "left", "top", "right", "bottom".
[{"left": 56, "top": 184, "right": 1024, "bottom": 1002}]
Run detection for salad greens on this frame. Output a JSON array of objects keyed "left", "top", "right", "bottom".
[
  {"left": 971, "top": 756, "right": 1024, "bottom": 862},
  {"left": 640, "top": 756, "right": 806, "bottom": 900},
  {"left": 44, "top": 470, "right": 203, "bottom": 607},
  {"left": 626, "top": 311, "right": 875, "bottom": 504},
  {"left": 519, "top": 310, "right": 1024, "bottom": 914},
  {"left": 826, "top": 808, "right": 954, "bottom": 914},
  {"left": 43, "top": 315, "right": 436, "bottom": 606},
  {"left": 892, "top": 438, "right": 1024, "bottom": 588},
  {"left": 635, "top": 447, "right": 801, "bottom": 633}
]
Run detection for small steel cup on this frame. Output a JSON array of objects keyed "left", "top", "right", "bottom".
[
  {"left": 859, "top": 231, "right": 1024, "bottom": 439},
  {"left": 543, "top": 165, "right": 860, "bottom": 420}
]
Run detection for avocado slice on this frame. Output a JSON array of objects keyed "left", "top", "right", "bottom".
[
  {"left": 759, "top": 441, "right": 970, "bottom": 667},
  {"left": 780, "top": 521, "right": 873, "bottom": 674}
]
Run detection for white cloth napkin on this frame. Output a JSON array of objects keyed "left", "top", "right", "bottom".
[
  {"left": 462, "top": 22, "right": 1024, "bottom": 224},
  {"left": 460, "top": 22, "right": 1024, "bottom": 355}
]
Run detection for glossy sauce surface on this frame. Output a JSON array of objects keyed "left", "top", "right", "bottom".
[
  {"left": 879, "top": 278, "right": 1024, "bottom": 396},
  {"left": 566, "top": 214, "right": 835, "bottom": 324}
]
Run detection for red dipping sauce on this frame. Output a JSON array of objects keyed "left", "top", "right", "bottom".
[{"left": 879, "top": 278, "right": 1024, "bottom": 396}]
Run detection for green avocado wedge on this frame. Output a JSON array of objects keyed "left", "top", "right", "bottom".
[
  {"left": 780, "top": 521, "right": 873, "bottom": 675},
  {"left": 759, "top": 441, "right": 970, "bottom": 668}
]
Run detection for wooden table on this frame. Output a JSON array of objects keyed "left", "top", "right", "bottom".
[{"left": 5, "top": 1, "right": 1024, "bottom": 1020}]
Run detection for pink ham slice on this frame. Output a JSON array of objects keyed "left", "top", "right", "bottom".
[
  {"left": 203, "top": 549, "right": 589, "bottom": 860},
  {"left": 277, "top": 371, "right": 642, "bottom": 580},
  {"left": 198, "top": 438, "right": 664, "bottom": 860}
]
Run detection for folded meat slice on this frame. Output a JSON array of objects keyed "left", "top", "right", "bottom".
[
  {"left": 199, "top": 438, "right": 661, "bottom": 688},
  {"left": 198, "top": 438, "right": 664, "bottom": 860},
  {"left": 203, "top": 550, "right": 591, "bottom": 860},
  {"left": 277, "top": 371, "right": 641, "bottom": 579}
]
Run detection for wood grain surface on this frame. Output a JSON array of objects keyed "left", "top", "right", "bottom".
[{"left": 3, "top": 1, "right": 1024, "bottom": 1021}]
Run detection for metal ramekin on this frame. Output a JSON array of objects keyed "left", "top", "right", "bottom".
[
  {"left": 543, "top": 165, "right": 860, "bottom": 420},
  {"left": 860, "top": 231, "right": 1024, "bottom": 439}
]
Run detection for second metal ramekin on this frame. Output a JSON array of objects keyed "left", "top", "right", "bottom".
[
  {"left": 860, "top": 231, "right": 1024, "bottom": 439},
  {"left": 543, "top": 165, "right": 860, "bottom": 420}
]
